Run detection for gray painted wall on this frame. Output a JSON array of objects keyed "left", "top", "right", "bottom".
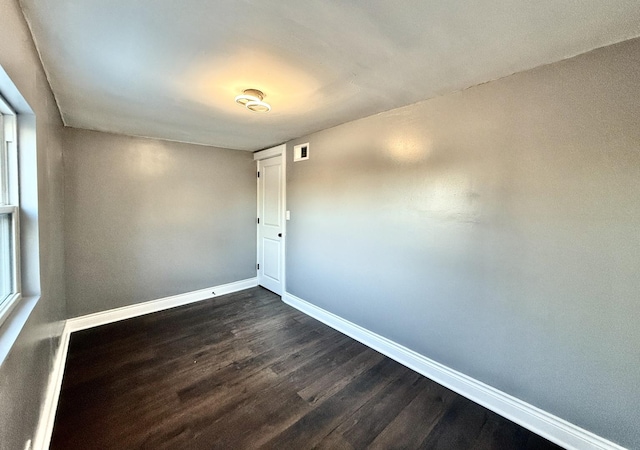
[
  {"left": 64, "top": 129, "right": 256, "bottom": 317},
  {"left": 0, "top": 0, "right": 66, "bottom": 449},
  {"left": 286, "top": 37, "right": 640, "bottom": 448}
]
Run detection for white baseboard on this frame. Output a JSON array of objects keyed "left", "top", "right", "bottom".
[
  {"left": 282, "top": 292, "right": 625, "bottom": 450},
  {"left": 33, "top": 278, "right": 257, "bottom": 450},
  {"left": 67, "top": 278, "right": 257, "bottom": 332},
  {"left": 32, "top": 321, "right": 71, "bottom": 450}
]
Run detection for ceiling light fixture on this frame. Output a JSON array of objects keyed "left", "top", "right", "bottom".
[{"left": 235, "top": 89, "right": 271, "bottom": 113}]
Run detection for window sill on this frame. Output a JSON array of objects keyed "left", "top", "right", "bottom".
[{"left": 0, "top": 295, "right": 39, "bottom": 366}]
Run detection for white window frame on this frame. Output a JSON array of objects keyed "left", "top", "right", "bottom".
[{"left": 0, "top": 93, "right": 21, "bottom": 327}]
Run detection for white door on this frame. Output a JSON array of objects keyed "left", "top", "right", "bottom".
[{"left": 257, "top": 155, "right": 284, "bottom": 295}]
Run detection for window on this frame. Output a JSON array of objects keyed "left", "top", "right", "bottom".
[{"left": 0, "top": 94, "right": 20, "bottom": 326}]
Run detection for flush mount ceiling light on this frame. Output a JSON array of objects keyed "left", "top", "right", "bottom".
[{"left": 235, "top": 89, "right": 271, "bottom": 113}]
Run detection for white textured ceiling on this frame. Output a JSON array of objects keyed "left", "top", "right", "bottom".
[{"left": 19, "top": 0, "right": 640, "bottom": 151}]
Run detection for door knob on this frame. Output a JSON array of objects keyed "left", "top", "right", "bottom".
[{"left": 278, "top": 233, "right": 282, "bottom": 237}]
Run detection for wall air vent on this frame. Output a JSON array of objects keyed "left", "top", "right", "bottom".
[{"left": 294, "top": 143, "right": 309, "bottom": 162}]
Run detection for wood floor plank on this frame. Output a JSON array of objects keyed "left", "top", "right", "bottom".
[
  {"left": 369, "top": 382, "right": 457, "bottom": 450},
  {"left": 51, "top": 287, "right": 563, "bottom": 450},
  {"left": 314, "top": 431, "right": 355, "bottom": 450},
  {"left": 263, "top": 358, "right": 412, "bottom": 448},
  {"left": 192, "top": 375, "right": 312, "bottom": 448},
  {"left": 337, "top": 369, "right": 426, "bottom": 447},
  {"left": 296, "top": 345, "right": 387, "bottom": 405},
  {"left": 418, "top": 396, "right": 491, "bottom": 449}
]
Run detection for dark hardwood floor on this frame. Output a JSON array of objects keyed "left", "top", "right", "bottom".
[{"left": 51, "top": 287, "right": 562, "bottom": 449}]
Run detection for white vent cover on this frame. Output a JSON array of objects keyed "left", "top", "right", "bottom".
[{"left": 293, "top": 143, "right": 309, "bottom": 162}]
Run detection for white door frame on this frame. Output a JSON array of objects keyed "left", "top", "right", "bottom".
[{"left": 254, "top": 144, "right": 286, "bottom": 295}]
